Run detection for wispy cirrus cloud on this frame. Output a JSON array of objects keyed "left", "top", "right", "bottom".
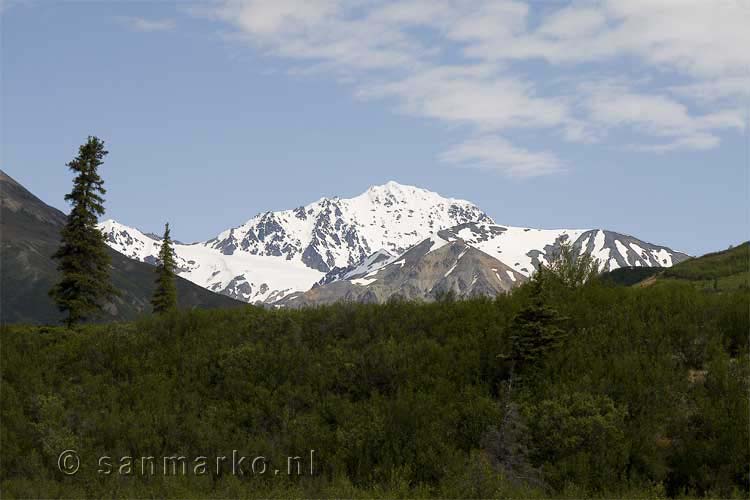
[
  {"left": 0, "top": 0, "right": 32, "bottom": 15},
  {"left": 119, "top": 16, "right": 176, "bottom": 33},
  {"left": 357, "top": 65, "right": 569, "bottom": 131},
  {"left": 441, "top": 136, "right": 563, "bottom": 177},
  {"left": 194, "top": 0, "right": 749, "bottom": 176},
  {"left": 579, "top": 81, "right": 745, "bottom": 152}
]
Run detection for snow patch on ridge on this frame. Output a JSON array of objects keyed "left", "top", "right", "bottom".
[
  {"left": 99, "top": 182, "right": 491, "bottom": 303},
  {"left": 99, "top": 182, "right": 689, "bottom": 304}
]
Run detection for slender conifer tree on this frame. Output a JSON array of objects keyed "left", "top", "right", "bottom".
[
  {"left": 509, "top": 267, "right": 569, "bottom": 373},
  {"left": 151, "top": 222, "right": 178, "bottom": 313},
  {"left": 50, "top": 136, "right": 118, "bottom": 326}
]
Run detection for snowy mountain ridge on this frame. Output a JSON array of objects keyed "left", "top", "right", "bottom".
[
  {"left": 98, "top": 181, "right": 690, "bottom": 304},
  {"left": 99, "top": 181, "right": 493, "bottom": 303},
  {"left": 203, "top": 181, "right": 493, "bottom": 270}
]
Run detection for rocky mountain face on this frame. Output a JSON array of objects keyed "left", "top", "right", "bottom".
[
  {"left": 0, "top": 170, "right": 242, "bottom": 325},
  {"left": 98, "top": 181, "right": 690, "bottom": 306},
  {"left": 281, "top": 223, "right": 691, "bottom": 307},
  {"left": 277, "top": 233, "right": 527, "bottom": 307}
]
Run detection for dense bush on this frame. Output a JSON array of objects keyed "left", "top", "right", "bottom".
[{"left": 1, "top": 280, "right": 747, "bottom": 498}]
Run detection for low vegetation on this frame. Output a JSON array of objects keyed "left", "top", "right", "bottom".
[
  {"left": 659, "top": 242, "right": 749, "bottom": 291},
  {"left": 2, "top": 263, "right": 747, "bottom": 497}
]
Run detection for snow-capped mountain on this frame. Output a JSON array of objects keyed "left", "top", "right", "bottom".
[
  {"left": 437, "top": 222, "right": 690, "bottom": 275},
  {"left": 99, "top": 181, "right": 690, "bottom": 305},
  {"left": 99, "top": 219, "right": 323, "bottom": 304},
  {"left": 99, "top": 182, "right": 492, "bottom": 303},
  {"left": 203, "top": 181, "right": 493, "bottom": 271}
]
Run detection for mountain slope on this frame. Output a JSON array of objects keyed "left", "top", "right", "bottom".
[
  {"left": 660, "top": 242, "right": 747, "bottom": 282},
  {"left": 277, "top": 232, "right": 527, "bottom": 307},
  {"left": 439, "top": 222, "right": 691, "bottom": 275},
  {"left": 98, "top": 181, "right": 689, "bottom": 305},
  {"left": 599, "top": 266, "right": 664, "bottom": 287},
  {"left": 293, "top": 221, "right": 692, "bottom": 306},
  {"left": 0, "top": 170, "right": 243, "bottom": 325},
  {"left": 633, "top": 242, "right": 748, "bottom": 291},
  {"left": 99, "top": 182, "right": 494, "bottom": 303}
]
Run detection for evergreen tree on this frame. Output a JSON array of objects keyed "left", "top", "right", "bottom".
[
  {"left": 50, "top": 136, "right": 118, "bottom": 326},
  {"left": 151, "top": 222, "right": 178, "bottom": 313},
  {"left": 509, "top": 268, "right": 568, "bottom": 372}
]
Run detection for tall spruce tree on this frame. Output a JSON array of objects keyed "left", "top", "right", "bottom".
[
  {"left": 151, "top": 222, "right": 178, "bottom": 313},
  {"left": 50, "top": 136, "right": 118, "bottom": 326},
  {"left": 509, "top": 267, "right": 569, "bottom": 373}
]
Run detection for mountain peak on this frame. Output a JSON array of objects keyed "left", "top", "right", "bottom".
[
  {"left": 99, "top": 218, "right": 152, "bottom": 238},
  {"left": 358, "top": 181, "right": 476, "bottom": 210},
  {"left": 365, "top": 180, "right": 424, "bottom": 196},
  {"left": 376, "top": 179, "right": 408, "bottom": 189}
]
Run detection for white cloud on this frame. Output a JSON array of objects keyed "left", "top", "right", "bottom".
[
  {"left": 630, "top": 134, "right": 720, "bottom": 153},
  {"left": 216, "top": 0, "right": 338, "bottom": 35},
  {"left": 210, "top": 0, "right": 429, "bottom": 70},
  {"left": 601, "top": 0, "right": 750, "bottom": 79},
  {"left": 467, "top": 0, "right": 750, "bottom": 80},
  {"left": 669, "top": 76, "right": 750, "bottom": 104},
  {"left": 443, "top": 1, "right": 529, "bottom": 43},
  {"left": 0, "top": 0, "right": 32, "bottom": 15},
  {"left": 536, "top": 7, "right": 608, "bottom": 38},
  {"left": 357, "top": 65, "right": 568, "bottom": 131},
  {"left": 120, "top": 16, "right": 176, "bottom": 33},
  {"left": 441, "top": 136, "right": 562, "bottom": 177},
  {"left": 199, "top": 0, "right": 749, "bottom": 176},
  {"left": 580, "top": 82, "right": 745, "bottom": 151}
]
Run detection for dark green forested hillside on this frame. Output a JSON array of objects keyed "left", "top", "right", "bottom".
[
  {"left": 600, "top": 266, "right": 663, "bottom": 287},
  {"left": 601, "top": 242, "right": 749, "bottom": 291},
  {"left": 659, "top": 242, "right": 749, "bottom": 289},
  {"left": 2, "top": 276, "right": 747, "bottom": 498}
]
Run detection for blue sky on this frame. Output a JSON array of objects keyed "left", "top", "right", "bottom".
[{"left": 2, "top": 0, "right": 748, "bottom": 255}]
